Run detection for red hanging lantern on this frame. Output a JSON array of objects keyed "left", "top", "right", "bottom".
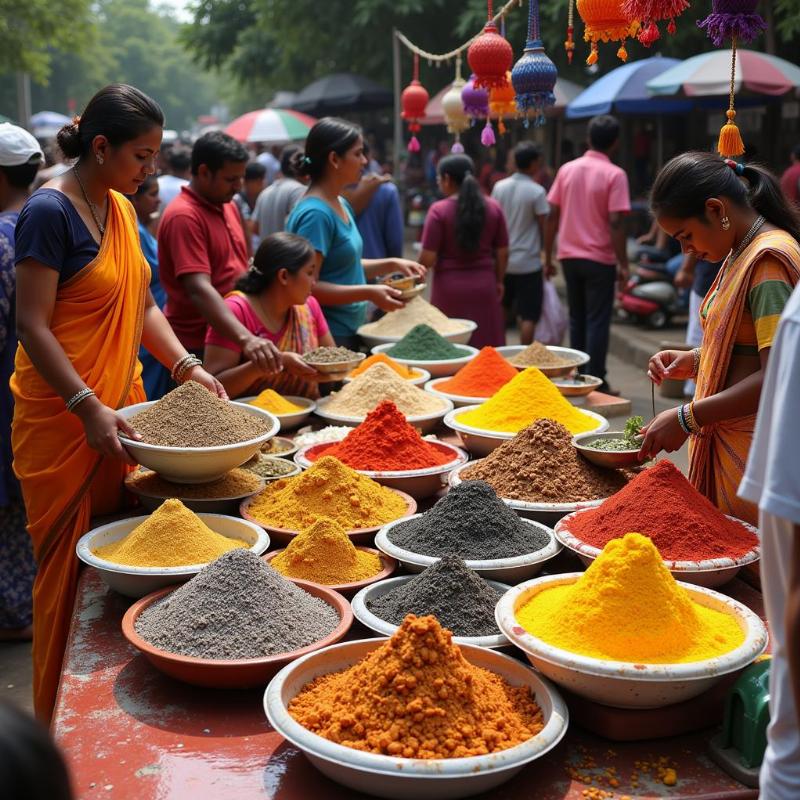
[
  {"left": 401, "top": 54, "right": 429, "bottom": 153},
  {"left": 576, "top": 0, "right": 640, "bottom": 65},
  {"left": 468, "top": 0, "right": 513, "bottom": 90},
  {"left": 621, "top": 0, "right": 688, "bottom": 46}
]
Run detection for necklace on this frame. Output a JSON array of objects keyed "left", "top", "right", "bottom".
[
  {"left": 72, "top": 165, "right": 106, "bottom": 238},
  {"left": 718, "top": 215, "right": 765, "bottom": 287}
]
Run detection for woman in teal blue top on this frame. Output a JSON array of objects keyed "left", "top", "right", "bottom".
[{"left": 286, "top": 118, "right": 425, "bottom": 346}]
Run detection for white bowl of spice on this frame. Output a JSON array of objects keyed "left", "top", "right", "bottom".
[
  {"left": 314, "top": 396, "right": 453, "bottom": 436},
  {"left": 117, "top": 383, "right": 280, "bottom": 483},
  {"left": 370, "top": 343, "right": 479, "bottom": 379}
]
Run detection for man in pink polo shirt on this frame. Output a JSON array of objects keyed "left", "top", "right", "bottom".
[
  {"left": 159, "top": 131, "right": 281, "bottom": 373},
  {"left": 544, "top": 115, "right": 630, "bottom": 393}
]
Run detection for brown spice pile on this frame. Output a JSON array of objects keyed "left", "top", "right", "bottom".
[
  {"left": 128, "top": 382, "right": 271, "bottom": 447},
  {"left": 509, "top": 341, "right": 577, "bottom": 368},
  {"left": 461, "top": 418, "right": 629, "bottom": 503},
  {"left": 128, "top": 468, "right": 262, "bottom": 499}
]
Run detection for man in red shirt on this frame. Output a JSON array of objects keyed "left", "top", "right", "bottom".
[
  {"left": 780, "top": 145, "right": 800, "bottom": 207},
  {"left": 158, "top": 131, "right": 281, "bottom": 372}
]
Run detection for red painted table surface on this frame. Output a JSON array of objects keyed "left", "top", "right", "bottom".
[{"left": 53, "top": 569, "right": 762, "bottom": 800}]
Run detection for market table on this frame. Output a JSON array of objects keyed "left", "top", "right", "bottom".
[{"left": 54, "top": 566, "right": 763, "bottom": 800}]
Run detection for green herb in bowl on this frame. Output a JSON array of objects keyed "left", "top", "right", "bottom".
[{"left": 587, "top": 416, "right": 643, "bottom": 451}]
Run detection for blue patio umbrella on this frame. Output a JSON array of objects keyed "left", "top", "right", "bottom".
[{"left": 30, "top": 111, "right": 71, "bottom": 128}]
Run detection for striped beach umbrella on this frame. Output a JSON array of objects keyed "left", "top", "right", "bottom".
[{"left": 225, "top": 108, "right": 317, "bottom": 144}]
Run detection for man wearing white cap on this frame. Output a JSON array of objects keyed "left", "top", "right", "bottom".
[{"left": 0, "top": 123, "right": 42, "bottom": 641}]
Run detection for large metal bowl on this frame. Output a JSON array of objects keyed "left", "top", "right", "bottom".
[{"left": 572, "top": 431, "right": 646, "bottom": 469}]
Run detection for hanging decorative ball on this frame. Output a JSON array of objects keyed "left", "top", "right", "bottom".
[
  {"left": 576, "top": 0, "right": 640, "bottom": 65},
  {"left": 442, "top": 77, "right": 470, "bottom": 136},
  {"left": 461, "top": 74, "right": 490, "bottom": 119},
  {"left": 698, "top": 0, "right": 766, "bottom": 47},
  {"left": 467, "top": 1, "right": 513, "bottom": 90},
  {"left": 620, "top": 0, "right": 688, "bottom": 46},
  {"left": 490, "top": 71, "right": 517, "bottom": 135},
  {"left": 401, "top": 54, "right": 429, "bottom": 153},
  {"left": 512, "top": 0, "right": 557, "bottom": 128}
]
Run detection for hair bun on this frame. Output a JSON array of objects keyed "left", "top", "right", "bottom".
[{"left": 56, "top": 119, "right": 82, "bottom": 160}]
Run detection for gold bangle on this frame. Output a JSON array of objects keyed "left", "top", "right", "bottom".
[{"left": 691, "top": 347, "right": 701, "bottom": 378}]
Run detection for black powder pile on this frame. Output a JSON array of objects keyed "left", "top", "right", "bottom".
[
  {"left": 135, "top": 549, "right": 340, "bottom": 659},
  {"left": 366, "top": 555, "right": 503, "bottom": 637},
  {"left": 387, "top": 480, "right": 550, "bottom": 559}
]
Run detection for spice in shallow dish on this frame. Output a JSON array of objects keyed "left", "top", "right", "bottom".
[
  {"left": 359, "top": 295, "right": 468, "bottom": 337},
  {"left": 127, "top": 468, "right": 262, "bottom": 499},
  {"left": 348, "top": 353, "right": 420, "bottom": 380},
  {"left": 127, "top": 381, "right": 271, "bottom": 447},
  {"left": 461, "top": 419, "right": 628, "bottom": 503},
  {"left": 92, "top": 499, "right": 247, "bottom": 567},
  {"left": 134, "top": 549, "right": 339, "bottom": 659},
  {"left": 303, "top": 345, "right": 361, "bottom": 364},
  {"left": 314, "top": 401, "right": 452, "bottom": 471},
  {"left": 288, "top": 614, "right": 544, "bottom": 758},
  {"left": 271, "top": 517, "right": 382, "bottom": 585},
  {"left": 516, "top": 533, "right": 745, "bottom": 663},
  {"left": 435, "top": 346, "right": 518, "bottom": 398},
  {"left": 243, "top": 453, "right": 298, "bottom": 479},
  {"left": 261, "top": 437, "right": 294, "bottom": 455},
  {"left": 583, "top": 416, "right": 643, "bottom": 451},
  {"left": 246, "top": 456, "right": 408, "bottom": 531},
  {"left": 508, "top": 341, "right": 578, "bottom": 368},
  {"left": 387, "top": 324, "right": 467, "bottom": 361},
  {"left": 456, "top": 368, "right": 599, "bottom": 434},
  {"left": 248, "top": 389, "right": 305, "bottom": 414},
  {"left": 293, "top": 426, "right": 351, "bottom": 448}
]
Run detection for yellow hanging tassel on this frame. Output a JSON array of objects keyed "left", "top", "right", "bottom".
[
  {"left": 617, "top": 41, "right": 628, "bottom": 61},
  {"left": 499, "top": 118, "right": 507, "bottom": 135},
  {"left": 586, "top": 41, "right": 598, "bottom": 65},
  {"left": 718, "top": 109, "right": 745, "bottom": 158}
]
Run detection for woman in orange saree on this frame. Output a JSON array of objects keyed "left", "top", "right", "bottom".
[
  {"left": 640, "top": 153, "right": 800, "bottom": 525},
  {"left": 11, "top": 85, "right": 224, "bottom": 722}
]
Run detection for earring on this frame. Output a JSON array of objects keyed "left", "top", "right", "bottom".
[
  {"left": 721, "top": 217, "right": 731, "bottom": 230},
  {"left": 96, "top": 154, "right": 104, "bottom": 165}
]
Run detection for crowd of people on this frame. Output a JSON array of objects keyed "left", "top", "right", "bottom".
[{"left": 0, "top": 80, "right": 800, "bottom": 798}]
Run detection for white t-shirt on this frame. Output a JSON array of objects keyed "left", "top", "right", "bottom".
[
  {"left": 491, "top": 172, "right": 549, "bottom": 274},
  {"left": 158, "top": 174, "right": 189, "bottom": 209}
]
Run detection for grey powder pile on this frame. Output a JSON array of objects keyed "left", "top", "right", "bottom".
[
  {"left": 387, "top": 480, "right": 550, "bottom": 559},
  {"left": 366, "top": 556, "right": 503, "bottom": 637},
  {"left": 134, "top": 549, "right": 339, "bottom": 659}
]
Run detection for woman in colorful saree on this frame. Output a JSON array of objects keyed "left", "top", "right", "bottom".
[
  {"left": 641, "top": 152, "right": 800, "bottom": 525},
  {"left": 11, "top": 84, "right": 224, "bottom": 721}
]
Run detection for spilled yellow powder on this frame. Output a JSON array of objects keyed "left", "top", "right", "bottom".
[
  {"left": 93, "top": 499, "right": 247, "bottom": 567},
  {"left": 249, "top": 389, "right": 305, "bottom": 414},
  {"left": 271, "top": 516, "right": 382, "bottom": 584},
  {"left": 516, "top": 533, "right": 745, "bottom": 663},
  {"left": 456, "top": 367, "right": 599, "bottom": 434}
]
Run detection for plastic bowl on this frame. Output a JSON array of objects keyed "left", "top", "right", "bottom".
[
  {"left": 374, "top": 515, "right": 561, "bottom": 583},
  {"left": 344, "top": 366, "right": 430, "bottom": 388},
  {"left": 357, "top": 319, "right": 477, "bottom": 350},
  {"left": 117, "top": 401, "right": 280, "bottom": 483},
  {"left": 304, "top": 352, "right": 366, "bottom": 376},
  {"left": 496, "top": 574, "right": 768, "bottom": 709},
  {"left": 293, "top": 441, "right": 468, "bottom": 499},
  {"left": 572, "top": 431, "right": 645, "bottom": 469},
  {"left": 424, "top": 377, "right": 499, "bottom": 408},
  {"left": 314, "top": 395, "right": 453, "bottom": 436},
  {"left": 75, "top": 513, "right": 270, "bottom": 598},
  {"left": 264, "top": 638, "right": 568, "bottom": 799},
  {"left": 240, "top": 489, "right": 418, "bottom": 546},
  {"left": 262, "top": 548, "right": 397, "bottom": 598},
  {"left": 443, "top": 405, "right": 609, "bottom": 458},
  {"left": 121, "top": 580, "right": 352, "bottom": 689},
  {"left": 370, "top": 343, "right": 479, "bottom": 379},
  {"left": 497, "top": 345, "right": 590, "bottom": 377},
  {"left": 239, "top": 395, "right": 316, "bottom": 432},
  {"left": 554, "top": 509, "right": 761, "bottom": 589},
  {"left": 351, "top": 575, "right": 511, "bottom": 649},
  {"left": 448, "top": 462, "right": 610, "bottom": 527},
  {"left": 123, "top": 469, "right": 265, "bottom": 515}
]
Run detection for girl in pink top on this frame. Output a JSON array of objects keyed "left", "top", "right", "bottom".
[{"left": 204, "top": 233, "right": 334, "bottom": 398}]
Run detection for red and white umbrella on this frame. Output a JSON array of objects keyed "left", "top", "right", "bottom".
[{"left": 225, "top": 108, "right": 317, "bottom": 144}]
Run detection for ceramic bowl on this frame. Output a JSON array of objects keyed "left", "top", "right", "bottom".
[
  {"left": 117, "top": 401, "right": 280, "bottom": 483},
  {"left": 239, "top": 395, "right": 316, "bottom": 432},
  {"left": 554, "top": 509, "right": 761, "bottom": 589},
  {"left": 293, "top": 441, "right": 468, "bottom": 500},
  {"left": 357, "top": 319, "right": 477, "bottom": 349},
  {"left": 374, "top": 515, "right": 561, "bottom": 583},
  {"left": 497, "top": 345, "right": 590, "bottom": 378},
  {"left": 262, "top": 548, "right": 397, "bottom": 598},
  {"left": 264, "top": 638, "right": 568, "bottom": 799},
  {"left": 443, "top": 406, "right": 609, "bottom": 458},
  {"left": 121, "top": 580, "right": 352, "bottom": 689},
  {"left": 424, "top": 377, "right": 501, "bottom": 408},
  {"left": 370, "top": 343, "right": 479, "bottom": 378},
  {"left": 496, "top": 574, "right": 768, "bottom": 709},
  {"left": 448, "top": 462, "right": 610, "bottom": 527},
  {"left": 240, "top": 489, "right": 418, "bottom": 546},
  {"left": 351, "top": 575, "right": 511, "bottom": 649},
  {"left": 344, "top": 366, "right": 431, "bottom": 387},
  {"left": 572, "top": 431, "right": 645, "bottom": 469},
  {"left": 75, "top": 513, "right": 270, "bottom": 598},
  {"left": 314, "top": 395, "right": 453, "bottom": 436}
]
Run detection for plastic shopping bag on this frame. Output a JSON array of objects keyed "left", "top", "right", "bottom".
[{"left": 534, "top": 279, "right": 568, "bottom": 345}]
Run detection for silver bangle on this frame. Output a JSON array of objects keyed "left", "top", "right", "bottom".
[
  {"left": 66, "top": 387, "right": 95, "bottom": 413},
  {"left": 175, "top": 356, "right": 203, "bottom": 384},
  {"left": 170, "top": 354, "right": 195, "bottom": 382}
]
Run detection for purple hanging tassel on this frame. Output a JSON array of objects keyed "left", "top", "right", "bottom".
[
  {"left": 698, "top": 0, "right": 766, "bottom": 47},
  {"left": 408, "top": 135, "right": 420, "bottom": 153},
  {"left": 481, "top": 119, "right": 496, "bottom": 147}
]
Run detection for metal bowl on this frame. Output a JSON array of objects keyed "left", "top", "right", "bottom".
[
  {"left": 303, "top": 352, "right": 366, "bottom": 376},
  {"left": 314, "top": 395, "right": 453, "bottom": 435},
  {"left": 551, "top": 374, "right": 603, "bottom": 397},
  {"left": 572, "top": 431, "right": 646, "bottom": 469},
  {"left": 243, "top": 455, "right": 303, "bottom": 483},
  {"left": 370, "top": 343, "right": 479, "bottom": 378},
  {"left": 497, "top": 345, "right": 590, "bottom": 377},
  {"left": 239, "top": 395, "right": 316, "bottom": 432},
  {"left": 260, "top": 436, "right": 298, "bottom": 459}
]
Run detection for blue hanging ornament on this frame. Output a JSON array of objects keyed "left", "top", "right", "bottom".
[{"left": 511, "top": 0, "right": 558, "bottom": 127}]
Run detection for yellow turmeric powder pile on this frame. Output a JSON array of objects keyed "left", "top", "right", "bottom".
[
  {"left": 289, "top": 614, "right": 544, "bottom": 758},
  {"left": 93, "top": 499, "right": 248, "bottom": 567},
  {"left": 248, "top": 388, "right": 305, "bottom": 414},
  {"left": 516, "top": 533, "right": 745, "bottom": 664},
  {"left": 456, "top": 367, "right": 599, "bottom": 435},
  {"left": 246, "top": 455, "right": 408, "bottom": 531},
  {"left": 271, "top": 516, "right": 382, "bottom": 584}
]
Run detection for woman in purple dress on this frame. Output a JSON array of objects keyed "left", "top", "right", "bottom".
[{"left": 419, "top": 154, "right": 509, "bottom": 347}]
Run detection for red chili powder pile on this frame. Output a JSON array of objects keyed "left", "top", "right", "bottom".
[
  {"left": 436, "top": 346, "right": 518, "bottom": 397},
  {"left": 315, "top": 400, "right": 453, "bottom": 471},
  {"left": 568, "top": 460, "right": 758, "bottom": 561}
]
